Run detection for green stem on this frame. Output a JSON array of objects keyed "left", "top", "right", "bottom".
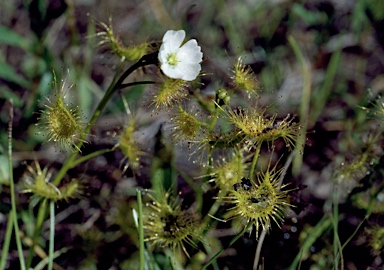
[
  {"left": 69, "top": 148, "right": 114, "bottom": 168},
  {"left": 8, "top": 100, "right": 26, "bottom": 270},
  {"left": 201, "top": 222, "right": 252, "bottom": 270},
  {"left": 48, "top": 200, "right": 55, "bottom": 270},
  {"left": 26, "top": 200, "right": 47, "bottom": 269},
  {"left": 178, "top": 169, "right": 203, "bottom": 213},
  {"left": 33, "top": 248, "right": 68, "bottom": 270},
  {"left": 332, "top": 186, "right": 344, "bottom": 270},
  {"left": 208, "top": 104, "right": 220, "bottom": 132},
  {"left": 0, "top": 212, "right": 13, "bottom": 270},
  {"left": 288, "top": 216, "right": 332, "bottom": 270},
  {"left": 201, "top": 242, "right": 220, "bottom": 270},
  {"left": 253, "top": 227, "right": 267, "bottom": 270},
  {"left": 200, "top": 199, "right": 222, "bottom": 233},
  {"left": 137, "top": 189, "right": 145, "bottom": 270},
  {"left": 235, "top": 145, "right": 242, "bottom": 180},
  {"left": 248, "top": 142, "right": 262, "bottom": 179},
  {"left": 337, "top": 216, "right": 367, "bottom": 258},
  {"left": 193, "top": 90, "right": 215, "bottom": 114}
]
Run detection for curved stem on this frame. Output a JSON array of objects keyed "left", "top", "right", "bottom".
[
  {"left": 288, "top": 216, "right": 332, "bottom": 270},
  {"left": 52, "top": 51, "right": 158, "bottom": 186},
  {"left": 201, "top": 222, "right": 252, "bottom": 270},
  {"left": 120, "top": 80, "right": 160, "bottom": 90},
  {"left": 200, "top": 199, "right": 222, "bottom": 232},
  {"left": 69, "top": 148, "right": 114, "bottom": 169},
  {"left": 248, "top": 142, "right": 262, "bottom": 179}
]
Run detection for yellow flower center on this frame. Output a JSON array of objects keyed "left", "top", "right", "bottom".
[{"left": 167, "top": 52, "right": 179, "bottom": 67}]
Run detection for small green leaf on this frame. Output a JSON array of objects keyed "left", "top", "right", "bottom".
[{"left": 292, "top": 4, "right": 327, "bottom": 26}]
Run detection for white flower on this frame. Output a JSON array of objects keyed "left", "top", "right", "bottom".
[{"left": 158, "top": 30, "right": 203, "bottom": 81}]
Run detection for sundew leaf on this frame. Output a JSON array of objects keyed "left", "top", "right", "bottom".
[
  {"left": 0, "top": 60, "right": 30, "bottom": 88},
  {"left": 0, "top": 26, "right": 31, "bottom": 51}
]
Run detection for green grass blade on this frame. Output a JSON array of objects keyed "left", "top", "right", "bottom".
[
  {"left": 136, "top": 189, "right": 145, "bottom": 270},
  {"left": 8, "top": 100, "right": 26, "bottom": 270},
  {"left": 288, "top": 216, "right": 332, "bottom": 270},
  {"left": 309, "top": 50, "right": 341, "bottom": 127},
  {"left": 0, "top": 60, "right": 30, "bottom": 88},
  {"left": 0, "top": 212, "right": 13, "bottom": 270},
  {"left": 288, "top": 35, "right": 311, "bottom": 177},
  {"left": 48, "top": 200, "right": 55, "bottom": 270},
  {"left": 0, "top": 26, "right": 31, "bottom": 50}
]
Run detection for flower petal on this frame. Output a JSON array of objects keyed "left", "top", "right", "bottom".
[
  {"left": 176, "top": 62, "right": 201, "bottom": 81},
  {"left": 178, "top": 39, "right": 203, "bottom": 64},
  {"left": 162, "top": 30, "right": 185, "bottom": 52},
  {"left": 160, "top": 63, "right": 184, "bottom": 79}
]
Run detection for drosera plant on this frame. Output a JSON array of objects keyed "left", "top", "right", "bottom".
[{"left": 3, "top": 11, "right": 384, "bottom": 269}]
